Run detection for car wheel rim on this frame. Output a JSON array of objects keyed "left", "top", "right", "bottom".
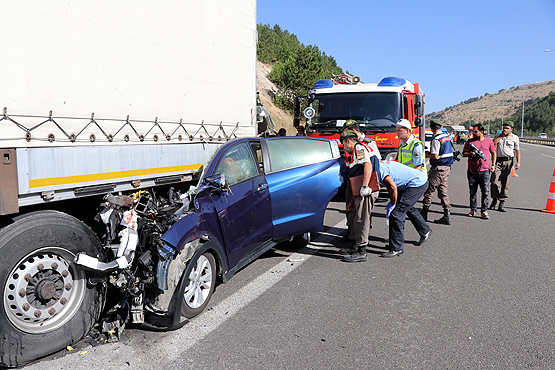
[
  {"left": 3, "top": 247, "right": 86, "bottom": 334},
  {"left": 183, "top": 255, "right": 213, "bottom": 309}
]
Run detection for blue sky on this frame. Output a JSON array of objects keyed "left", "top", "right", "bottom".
[{"left": 257, "top": 0, "right": 555, "bottom": 114}]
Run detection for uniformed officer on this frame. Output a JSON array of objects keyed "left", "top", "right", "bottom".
[
  {"left": 421, "top": 119, "right": 454, "bottom": 224},
  {"left": 340, "top": 120, "right": 380, "bottom": 249},
  {"left": 340, "top": 130, "right": 380, "bottom": 263},
  {"left": 377, "top": 160, "right": 432, "bottom": 257},
  {"left": 342, "top": 120, "right": 382, "bottom": 159},
  {"left": 395, "top": 119, "right": 427, "bottom": 174},
  {"left": 490, "top": 121, "right": 521, "bottom": 212}
]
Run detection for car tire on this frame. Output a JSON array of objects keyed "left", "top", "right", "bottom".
[
  {"left": 180, "top": 252, "right": 216, "bottom": 319},
  {"left": 0, "top": 211, "right": 105, "bottom": 368}
]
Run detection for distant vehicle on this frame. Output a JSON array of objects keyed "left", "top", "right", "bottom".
[
  {"left": 424, "top": 131, "right": 433, "bottom": 151},
  {"left": 539, "top": 133, "right": 548, "bottom": 138}
]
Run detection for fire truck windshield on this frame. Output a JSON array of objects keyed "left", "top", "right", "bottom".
[{"left": 311, "top": 92, "right": 401, "bottom": 132}]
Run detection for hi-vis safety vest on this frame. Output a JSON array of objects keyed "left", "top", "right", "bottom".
[{"left": 398, "top": 137, "right": 428, "bottom": 175}]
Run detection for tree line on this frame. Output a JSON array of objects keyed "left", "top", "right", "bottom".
[{"left": 257, "top": 23, "right": 345, "bottom": 111}]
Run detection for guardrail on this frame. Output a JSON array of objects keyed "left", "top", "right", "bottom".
[{"left": 520, "top": 137, "right": 555, "bottom": 147}]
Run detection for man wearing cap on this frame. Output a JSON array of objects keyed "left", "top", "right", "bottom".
[
  {"left": 377, "top": 160, "right": 432, "bottom": 257},
  {"left": 421, "top": 119, "right": 454, "bottom": 224},
  {"left": 395, "top": 119, "right": 427, "bottom": 175},
  {"left": 490, "top": 121, "right": 521, "bottom": 212},
  {"left": 342, "top": 120, "right": 381, "bottom": 159},
  {"left": 340, "top": 130, "right": 380, "bottom": 262},
  {"left": 296, "top": 125, "right": 306, "bottom": 136},
  {"left": 339, "top": 120, "right": 381, "bottom": 253}
]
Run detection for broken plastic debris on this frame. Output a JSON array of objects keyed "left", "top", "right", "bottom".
[
  {"left": 66, "top": 346, "right": 74, "bottom": 351},
  {"left": 79, "top": 351, "right": 88, "bottom": 355}
]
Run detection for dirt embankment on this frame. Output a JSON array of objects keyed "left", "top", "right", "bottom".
[{"left": 257, "top": 61, "right": 295, "bottom": 135}]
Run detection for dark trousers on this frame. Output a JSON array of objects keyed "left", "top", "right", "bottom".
[
  {"left": 389, "top": 182, "right": 431, "bottom": 252},
  {"left": 467, "top": 170, "right": 490, "bottom": 212}
]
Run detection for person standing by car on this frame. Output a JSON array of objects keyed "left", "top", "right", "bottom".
[
  {"left": 340, "top": 130, "right": 380, "bottom": 263},
  {"left": 378, "top": 160, "right": 432, "bottom": 258},
  {"left": 340, "top": 120, "right": 381, "bottom": 250},
  {"left": 490, "top": 121, "right": 521, "bottom": 212},
  {"left": 395, "top": 119, "right": 427, "bottom": 174},
  {"left": 421, "top": 119, "right": 454, "bottom": 225},
  {"left": 342, "top": 120, "right": 381, "bottom": 159},
  {"left": 462, "top": 123, "right": 496, "bottom": 219}
]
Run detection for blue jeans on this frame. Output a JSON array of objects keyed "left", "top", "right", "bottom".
[{"left": 467, "top": 170, "right": 490, "bottom": 213}]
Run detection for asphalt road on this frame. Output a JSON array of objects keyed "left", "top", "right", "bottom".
[{"left": 22, "top": 142, "right": 555, "bottom": 370}]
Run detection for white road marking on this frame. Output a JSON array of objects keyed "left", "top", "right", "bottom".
[
  {"left": 541, "top": 153, "right": 555, "bottom": 159},
  {"left": 163, "top": 219, "right": 346, "bottom": 354}
]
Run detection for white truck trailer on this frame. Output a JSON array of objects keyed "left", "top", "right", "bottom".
[{"left": 0, "top": 0, "right": 257, "bottom": 366}]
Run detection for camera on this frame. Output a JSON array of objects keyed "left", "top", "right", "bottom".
[
  {"left": 453, "top": 150, "right": 461, "bottom": 162},
  {"left": 469, "top": 144, "right": 486, "bottom": 161}
]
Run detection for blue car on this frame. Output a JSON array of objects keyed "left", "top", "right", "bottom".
[{"left": 160, "top": 136, "right": 342, "bottom": 319}]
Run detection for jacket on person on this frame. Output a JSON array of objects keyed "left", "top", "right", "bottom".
[
  {"left": 430, "top": 131, "right": 454, "bottom": 166},
  {"left": 398, "top": 135, "right": 427, "bottom": 175}
]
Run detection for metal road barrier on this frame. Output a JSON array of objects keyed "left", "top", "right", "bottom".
[{"left": 520, "top": 137, "right": 555, "bottom": 146}]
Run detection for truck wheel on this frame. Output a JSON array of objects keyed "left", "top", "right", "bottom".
[
  {"left": 180, "top": 252, "right": 216, "bottom": 318},
  {"left": 0, "top": 211, "right": 105, "bottom": 368}
]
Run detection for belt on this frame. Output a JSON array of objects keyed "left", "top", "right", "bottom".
[{"left": 497, "top": 156, "right": 513, "bottom": 161}]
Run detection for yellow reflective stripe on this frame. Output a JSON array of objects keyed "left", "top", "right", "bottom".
[{"left": 28, "top": 164, "right": 203, "bottom": 188}]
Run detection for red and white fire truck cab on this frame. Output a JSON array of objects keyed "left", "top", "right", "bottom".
[{"left": 301, "top": 75, "right": 425, "bottom": 158}]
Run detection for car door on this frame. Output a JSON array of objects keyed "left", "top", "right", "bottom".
[
  {"left": 263, "top": 137, "right": 342, "bottom": 240},
  {"left": 209, "top": 140, "right": 272, "bottom": 269}
]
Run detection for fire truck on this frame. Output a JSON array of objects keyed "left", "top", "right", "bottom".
[{"left": 297, "top": 75, "right": 425, "bottom": 158}]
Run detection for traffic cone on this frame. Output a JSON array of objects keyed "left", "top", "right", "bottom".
[
  {"left": 542, "top": 168, "right": 555, "bottom": 214},
  {"left": 512, "top": 168, "right": 518, "bottom": 177}
]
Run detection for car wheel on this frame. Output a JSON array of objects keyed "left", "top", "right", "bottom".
[
  {"left": 0, "top": 211, "right": 104, "bottom": 368},
  {"left": 180, "top": 252, "right": 216, "bottom": 318}
]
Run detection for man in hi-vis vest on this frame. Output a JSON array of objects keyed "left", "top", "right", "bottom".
[{"left": 395, "top": 119, "right": 427, "bottom": 175}]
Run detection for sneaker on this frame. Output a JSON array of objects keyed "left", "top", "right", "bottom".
[
  {"left": 381, "top": 249, "right": 404, "bottom": 258},
  {"left": 467, "top": 210, "right": 475, "bottom": 217},
  {"left": 481, "top": 211, "right": 490, "bottom": 219},
  {"left": 418, "top": 230, "right": 432, "bottom": 246}
]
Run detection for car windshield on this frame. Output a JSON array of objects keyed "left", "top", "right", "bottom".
[{"left": 312, "top": 92, "right": 401, "bottom": 132}]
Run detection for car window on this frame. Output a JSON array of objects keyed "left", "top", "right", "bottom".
[
  {"left": 214, "top": 142, "right": 259, "bottom": 186},
  {"left": 266, "top": 138, "right": 334, "bottom": 172}
]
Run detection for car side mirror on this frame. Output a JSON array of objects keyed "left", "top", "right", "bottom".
[{"left": 203, "top": 173, "right": 228, "bottom": 194}]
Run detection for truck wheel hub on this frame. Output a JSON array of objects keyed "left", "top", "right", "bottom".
[{"left": 3, "top": 248, "right": 85, "bottom": 333}]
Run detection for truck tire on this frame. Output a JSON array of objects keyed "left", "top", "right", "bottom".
[{"left": 0, "top": 211, "right": 105, "bottom": 368}]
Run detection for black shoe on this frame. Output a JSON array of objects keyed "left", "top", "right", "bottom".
[
  {"left": 489, "top": 198, "right": 497, "bottom": 210},
  {"left": 338, "top": 246, "right": 356, "bottom": 255},
  {"left": 434, "top": 209, "right": 451, "bottom": 225},
  {"left": 498, "top": 201, "right": 506, "bottom": 212},
  {"left": 381, "top": 249, "right": 404, "bottom": 258},
  {"left": 418, "top": 230, "right": 432, "bottom": 246},
  {"left": 343, "top": 249, "right": 368, "bottom": 262}
]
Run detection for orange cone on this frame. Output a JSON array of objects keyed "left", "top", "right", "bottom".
[
  {"left": 542, "top": 168, "right": 555, "bottom": 213},
  {"left": 512, "top": 168, "right": 518, "bottom": 177}
]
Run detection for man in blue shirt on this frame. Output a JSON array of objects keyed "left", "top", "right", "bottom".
[{"left": 378, "top": 160, "right": 432, "bottom": 257}]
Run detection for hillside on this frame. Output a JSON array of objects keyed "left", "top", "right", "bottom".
[
  {"left": 428, "top": 80, "right": 555, "bottom": 127},
  {"left": 257, "top": 61, "right": 295, "bottom": 135}
]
